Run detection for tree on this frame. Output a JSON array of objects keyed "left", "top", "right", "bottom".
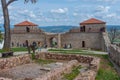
[
  {"left": 1, "top": 0, "right": 37, "bottom": 51},
  {"left": 0, "top": 30, "right": 3, "bottom": 43},
  {"left": 108, "top": 27, "right": 120, "bottom": 44}
]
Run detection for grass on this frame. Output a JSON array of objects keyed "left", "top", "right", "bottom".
[
  {"left": 11, "top": 47, "right": 28, "bottom": 52},
  {"left": 63, "top": 65, "right": 82, "bottom": 80},
  {"left": 114, "top": 39, "right": 120, "bottom": 43},
  {"left": 0, "top": 47, "right": 28, "bottom": 53},
  {"left": 48, "top": 48, "right": 105, "bottom": 54},
  {"left": 48, "top": 48, "right": 94, "bottom": 54},
  {"left": 35, "top": 59, "right": 55, "bottom": 64},
  {"left": 48, "top": 49, "right": 120, "bottom": 80},
  {"left": 49, "top": 49, "right": 83, "bottom": 52},
  {"left": 95, "top": 55, "right": 120, "bottom": 80}
]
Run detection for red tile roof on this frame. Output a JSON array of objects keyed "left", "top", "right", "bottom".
[
  {"left": 80, "top": 18, "right": 106, "bottom": 25},
  {"left": 14, "top": 21, "right": 38, "bottom": 26}
]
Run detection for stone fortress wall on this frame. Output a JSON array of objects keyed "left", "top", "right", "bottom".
[
  {"left": 61, "top": 32, "right": 103, "bottom": 50},
  {"left": 11, "top": 18, "right": 107, "bottom": 51},
  {"left": 102, "top": 31, "right": 120, "bottom": 75}
]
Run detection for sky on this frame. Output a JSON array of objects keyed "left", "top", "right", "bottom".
[{"left": 0, "top": 0, "right": 120, "bottom": 26}]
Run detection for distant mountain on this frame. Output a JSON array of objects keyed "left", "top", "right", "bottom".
[
  {"left": 40, "top": 26, "right": 78, "bottom": 33},
  {"left": 107, "top": 25, "right": 120, "bottom": 31},
  {"left": 0, "top": 24, "right": 120, "bottom": 33}
]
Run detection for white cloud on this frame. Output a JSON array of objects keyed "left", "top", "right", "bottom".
[
  {"left": 29, "top": 11, "right": 36, "bottom": 18},
  {"left": 51, "top": 8, "right": 68, "bottom": 14},
  {"left": 97, "top": 0, "right": 118, "bottom": 4},
  {"left": 73, "top": 13, "right": 78, "bottom": 16},
  {"left": 95, "top": 6, "right": 110, "bottom": 13}
]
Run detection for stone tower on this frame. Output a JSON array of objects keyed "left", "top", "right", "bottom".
[
  {"left": 61, "top": 18, "right": 106, "bottom": 50},
  {"left": 11, "top": 21, "right": 46, "bottom": 47}
]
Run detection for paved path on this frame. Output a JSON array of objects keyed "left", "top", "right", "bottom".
[
  {"left": 0, "top": 48, "right": 108, "bottom": 57},
  {"left": 82, "top": 50, "right": 108, "bottom": 55},
  {"left": 0, "top": 48, "right": 48, "bottom": 57}
]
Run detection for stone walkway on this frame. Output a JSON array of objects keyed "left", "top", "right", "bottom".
[
  {"left": 0, "top": 48, "right": 107, "bottom": 58},
  {"left": 49, "top": 49, "right": 108, "bottom": 55},
  {"left": 82, "top": 50, "right": 108, "bottom": 54},
  {"left": 0, "top": 48, "right": 48, "bottom": 57}
]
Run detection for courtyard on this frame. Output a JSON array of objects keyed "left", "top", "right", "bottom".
[{"left": 0, "top": 48, "right": 119, "bottom": 80}]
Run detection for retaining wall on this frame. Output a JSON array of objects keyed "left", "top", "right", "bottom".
[
  {"left": 44, "top": 53, "right": 93, "bottom": 63},
  {"left": 35, "top": 60, "right": 79, "bottom": 80},
  {"left": 35, "top": 53, "right": 100, "bottom": 80},
  {"left": 0, "top": 54, "right": 31, "bottom": 70}
]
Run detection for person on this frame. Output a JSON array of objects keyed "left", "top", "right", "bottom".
[
  {"left": 12, "top": 42, "right": 14, "bottom": 47},
  {"left": 33, "top": 41, "right": 37, "bottom": 47},
  {"left": 38, "top": 42, "right": 41, "bottom": 52},
  {"left": 70, "top": 44, "right": 72, "bottom": 48},
  {"left": 67, "top": 44, "right": 70, "bottom": 49},
  {"left": 64, "top": 44, "right": 67, "bottom": 49},
  {"left": 44, "top": 43, "right": 47, "bottom": 48}
]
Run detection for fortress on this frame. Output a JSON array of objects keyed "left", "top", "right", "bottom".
[{"left": 11, "top": 18, "right": 107, "bottom": 51}]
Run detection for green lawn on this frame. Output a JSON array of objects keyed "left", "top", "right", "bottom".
[
  {"left": 35, "top": 59, "right": 55, "bottom": 64},
  {"left": 63, "top": 65, "right": 82, "bottom": 80},
  {"left": 0, "top": 47, "right": 28, "bottom": 53},
  {"left": 49, "top": 49, "right": 84, "bottom": 52},
  {"left": 96, "top": 55, "right": 120, "bottom": 80},
  {"left": 48, "top": 49, "right": 120, "bottom": 80},
  {"left": 48, "top": 48, "right": 93, "bottom": 54},
  {"left": 114, "top": 39, "right": 120, "bottom": 43}
]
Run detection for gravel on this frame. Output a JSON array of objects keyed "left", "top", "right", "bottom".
[
  {"left": 0, "top": 62, "right": 64, "bottom": 80},
  {"left": 0, "top": 63, "right": 48, "bottom": 80}
]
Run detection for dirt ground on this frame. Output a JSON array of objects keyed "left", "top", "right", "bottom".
[{"left": 0, "top": 62, "right": 63, "bottom": 80}]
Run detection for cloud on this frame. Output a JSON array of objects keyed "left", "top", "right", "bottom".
[
  {"left": 95, "top": 6, "right": 110, "bottom": 13},
  {"left": 73, "top": 13, "right": 78, "bottom": 16},
  {"left": 97, "top": 0, "right": 118, "bottom": 3},
  {"left": 51, "top": 8, "right": 68, "bottom": 14}
]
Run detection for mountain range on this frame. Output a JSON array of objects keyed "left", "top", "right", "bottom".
[{"left": 0, "top": 24, "right": 120, "bottom": 33}]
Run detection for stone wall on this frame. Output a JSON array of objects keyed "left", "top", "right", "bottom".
[
  {"left": 80, "top": 24, "right": 106, "bottom": 32},
  {"left": 61, "top": 32, "right": 102, "bottom": 50},
  {"left": 11, "top": 23, "right": 106, "bottom": 51},
  {"left": 102, "top": 32, "right": 120, "bottom": 75},
  {"left": 43, "top": 53, "right": 93, "bottom": 63},
  {"left": 35, "top": 60, "right": 79, "bottom": 80},
  {"left": 35, "top": 53, "right": 100, "bottom": 80},
  {"left": 0, "top": 54, "right": 31, "bottom": 70},
  {"left": 0, "top": 53, "right": 100, "bottom": 80},
  {"left": 74, "top": 57, "right": 100, "bottom": 80},
  {"left": 109, "top": 44, "right": 120, "bottom": 66},
  {"left": 11, "top": 33, "right": 46, "bottom": 47}
]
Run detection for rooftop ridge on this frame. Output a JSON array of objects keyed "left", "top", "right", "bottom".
[
  {"left": 14, "top": 21, "right": 38, "bottom": 26},
  {"left": 80, "top": 18, "right": 106, "bottom": 25}
]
